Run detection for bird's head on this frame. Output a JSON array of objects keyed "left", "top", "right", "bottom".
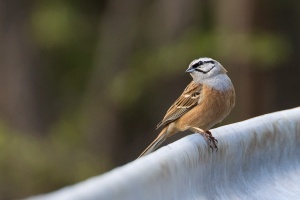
[{"left": 186, "top": 57, "right": 227, "bottom": 82}]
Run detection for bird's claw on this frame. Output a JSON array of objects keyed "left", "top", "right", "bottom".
[{"left": 204, "top": 131, "right": 218, "bottom": 152}]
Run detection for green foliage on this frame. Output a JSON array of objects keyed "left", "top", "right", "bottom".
[
  {"left": 110, "top": 30, "right": 289, "bottom": 107},
  {"left": 31, "top": 2, "right": 78, "bottom": 48}
]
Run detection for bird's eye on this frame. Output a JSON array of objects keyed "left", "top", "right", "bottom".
[
  {"left": 191, "top": 60, "right": 204, "bottom": 68},
  {"left": 191, "top": 62, "right": 200, "bottom": 68}
]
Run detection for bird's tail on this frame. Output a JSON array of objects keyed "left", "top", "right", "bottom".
[{"left": 138, "top": 127, "right": 168, "bottom": 158}]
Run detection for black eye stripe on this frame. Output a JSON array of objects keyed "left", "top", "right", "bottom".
[
  {"left": 192, "top": 62, "right": 200, "bottom": 68},
  {"left": 192, "top": 60, "right": 215, "bottom": 68}
]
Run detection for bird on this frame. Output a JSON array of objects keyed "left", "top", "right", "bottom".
[{"left": 138, "top": 57, "right": 235, "bottom": 158}]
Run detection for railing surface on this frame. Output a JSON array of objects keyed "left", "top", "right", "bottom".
[{"left": 27, "top": 107, "right": 300, "bottom": 200}]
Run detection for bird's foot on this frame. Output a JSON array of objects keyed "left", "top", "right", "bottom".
[{"left": 204, "top": 130, "right": 218, "bottom": 152}]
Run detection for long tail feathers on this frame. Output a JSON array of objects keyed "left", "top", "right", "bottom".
[{"left": 138, "top": 128, "right": 168, "bottom": 158}]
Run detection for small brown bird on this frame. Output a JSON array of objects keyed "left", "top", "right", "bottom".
[{"left": 139, "top": 57, "right": 235, "bottom": 157}]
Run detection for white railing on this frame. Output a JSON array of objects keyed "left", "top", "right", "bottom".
[{"left": 27, "top": 107, "right": 300, "bottom": 200}]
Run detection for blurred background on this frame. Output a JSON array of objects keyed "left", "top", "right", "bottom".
[{"left": 0, "top": 0, "right": 299, "bottom": 199}]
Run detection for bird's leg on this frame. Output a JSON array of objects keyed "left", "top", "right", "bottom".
[{"left": 191, "top": 127, "right": 218, "bottom": 152}]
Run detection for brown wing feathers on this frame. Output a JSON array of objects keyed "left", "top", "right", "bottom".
[{"left": 156, "top": 81, "right": 203, "bottom": 129}]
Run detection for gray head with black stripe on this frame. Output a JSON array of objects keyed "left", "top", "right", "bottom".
[{"left": 185, "top": 57, "right": 227, "bottom": 84}]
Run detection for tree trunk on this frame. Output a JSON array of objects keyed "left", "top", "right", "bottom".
[
  {"left": 215, "top": 0, "right": 255, "bottom": 120},
  {"left": 0, "top": 1, "right": 42, "bottom": 134}
]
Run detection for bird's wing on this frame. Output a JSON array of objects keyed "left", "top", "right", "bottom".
[{"left": 156, "top": 81, "right": 203, "bottom": 129}]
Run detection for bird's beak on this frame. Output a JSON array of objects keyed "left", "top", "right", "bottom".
[{"left": 185, "top": 67, "right": 195, "bottom": 73}]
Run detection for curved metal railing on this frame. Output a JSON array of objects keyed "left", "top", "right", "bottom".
[{"left": 27, "top": 107, "right": 300, "bottom": 200}]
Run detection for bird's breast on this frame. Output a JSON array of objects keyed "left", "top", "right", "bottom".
[{"left": 176, "top": 85, "right": 235, "bottom": 131}]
